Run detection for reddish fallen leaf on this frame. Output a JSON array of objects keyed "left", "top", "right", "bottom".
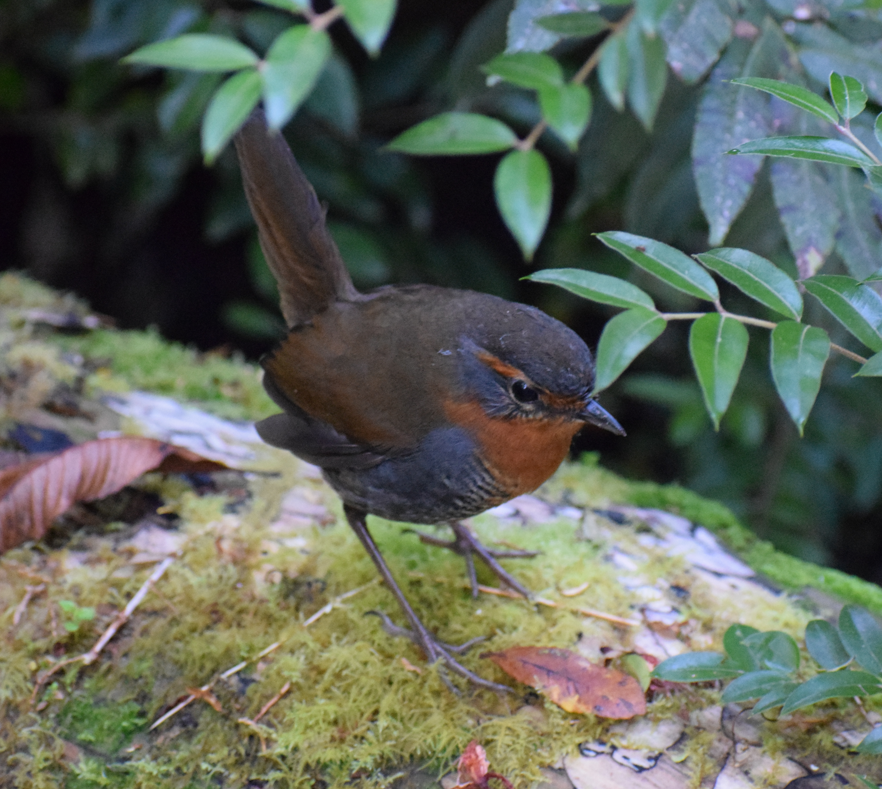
[
  {"left": 483, "top": 646, "right": 646, "bottom": 719},
  {"left": 186, "top": 686, "right": 224, "bottom": 713},
  {"left": 0, "top": 436, "right": 227, "bottom": 553},
  {"left": 454, "top": 741, "right": 513, "bottom": 789}
]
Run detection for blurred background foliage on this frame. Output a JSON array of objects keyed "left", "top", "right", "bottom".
[{"left": 2, "top": 0, "right": 882, "bottom": 582}]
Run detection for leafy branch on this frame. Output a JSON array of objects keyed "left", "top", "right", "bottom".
[{"left": 652, "top": 605, "right": 882, "bottom": 755}]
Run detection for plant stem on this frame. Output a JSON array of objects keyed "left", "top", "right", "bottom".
[
  {"left": 836, "top": 124, "right": 882, "bottom": 165},
  {"left": 516, "top": 8, "right": 635, "bottom": 152}
]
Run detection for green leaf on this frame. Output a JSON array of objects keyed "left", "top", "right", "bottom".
[
  {"left": 839, "top": 605, "right": 882, "bottom": 675},
  {"left": 855, "top": 775, "right": 882, "bottom": 789},
  {"left": 769, "top": 322, "right": 830, "bottom": 435},
  {"left": 829, "top": 72, "right": 868, "bottom": 120},
  {"left": 652, "top": 651, "right": 742, "bottom": 682},
  {"left": 482, "top": 52, "right": 563, "bottom": 91},
  {"left": 595, "top": 308, "right": 667, "bottom": 391},
  {"left": 795, "top": 25, "right": 882, "bottom": 106},
  {"left": 780, "top": 670, "right": 881, "bottom": 715},
  {"left": 201, "top": 68, "right": 262, "bottom": 163},
  {"left": 621, "top": 653, "right": 652, "bottom": 692},
  {"left": 527, "top": 269, "right": 656, "bottom": 310},
  {"left": 635, "top": 0, "right": 678, "bottom": 34},
  {"left": 659, "top": 0, "right": 735, "bottom": 84},
  {"left": 752, "top": 681, "right": 800, "bottom": 714},
  {"left": 724, "top": 624, "right": 761, "bottom": 671},
  {"left": 769, "top": 113, "right": 841, "bottom": 278},
  {"left": 721, "top": 670, "right": 794, "bottom": 703},
  {"left": 598, "top": 232, "right": 719, "bottom": 301},
  {"left": 536, "top": 12, "right": 608, "bottom": 37},
  {"left": 252, "top": 0, "right": 309, "bottom": 10},
  {"left": 598, "top": 31, "right": 628, "bottom": 111},
  {"left": 743, "top": 630, "right": 800, "bottom": 672},
  {"left": 689, "top": 313, "right": 748, "bottom": 429},
  {"left": 386, "top": 112, "right": 517, "bottom": 155},
  {"left": 804, "top": 275, "right": 882, "bottom": 353},
  {"left": 696, "top": 248, "right": 802, "bottom": 320},
  {"left": 261, "top": 26, "right": 331, "bottom": 130},
  {"left": 337, "top": 0, "right": 396, "bottom": 56},
  {"left": 857, "top": 727, "right": 882, "bottom": 754},
  {"left": 857, "top": 350, "right": 882, "bottom": 377},
  {"left": 875, "top": 113, "right": 882, "bottom": 148},
  {"left": 626, "top": 23, "right": 667, "bottom": 131},
  {"left": 123, "top": 34, "right": 259, "bottom": 72},
  {"left": 494, "top": 149, "right": 552, "bottom": 260},
  {"left": 730, "top": 136, "right": 876, "bottom": 167},
  {"left": 834, "top": 167, "right": 882, "bottom": 280},
  {"left": 805, "top": 620, "right": 852, "bottom": 670},
  {"left": 729, "top": 77, "right": 838, "bottom": 125},
  {"left": 538, "top": 83, "right": 592, "bottom": 150},
  {"left": 692, "top": 31, "right": 777, "bottom": 246}
]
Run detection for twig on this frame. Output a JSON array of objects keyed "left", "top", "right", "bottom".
[
  {"left": 149, "top": 579, "right": 378, "bottom": 731},
  {"left": 13, "top": 583, "right": 46, "bottom": 625},
  {"left": 250, "top": 680, "right": 292, "bottom": 724},
  {"left": 575, "top": 607, "right": 641, "bottom": 627},
  {"left": 30, "top": 556, "right": 175, "bottom": 706}
]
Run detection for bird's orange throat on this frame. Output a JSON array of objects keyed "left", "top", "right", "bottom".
[{"left": 443, "top": 399, "right": 581, "bottom": 498}]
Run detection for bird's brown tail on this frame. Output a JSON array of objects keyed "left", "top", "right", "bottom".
[{"left": 234, "top": 110, "right": 358, "bottom": 327}]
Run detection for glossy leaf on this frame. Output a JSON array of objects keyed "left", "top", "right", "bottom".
[
  {"left": 696, "top": 248, "right": 802, "bottom": 320},
  {"left": 729, "top": 77, "right": 838, "bottom": 125},
  {"left": 598, "top": 30, "right": 628, "bottom": 111},
  {"left": 770, "top": 322, "right": 830, "bottom": 435},
  {"left": 805, "top": 620, "right": 852, "bottom": 670},
  {"left": 743, "top": 630, "right": 800, "bottom": 672},
  {"left": 527, "top": 269, "right": 656, "bottom": 310},
  {"left": 724, "top": 623, "right": 761, "bottom": 670},
  {"left": 337, "top": 0, "right": 396, "bottom": 56},
  {"left": 692, "top": 34, "right": 774, "bottom": 245},
  {"left": 730, "top": 136, "right": 875, "bottom": 167},
  {"left": 795, "top": 25, "right": 882, "bottom": 105},
  {"left": 387, "top": 113, "right": 517, "bottom": 155},
  {"left": 839, "top": 605, "right": 882, "bottom": 675},
  {"left": 829, "top": 72, "right": 868, "bottom": 120},
  {"left": 689, "top": 313, "right": 748, "bottom": 429},
  {"left": 857, "top": 727, "right": 882, "bottom": 754},
  {"left": 804, "top": 275, "right": 882, "bottom": 353},
  {"left": 721, "top": 670, "right": 794, "bottom": 703},
  {"left": 659, "top": 0, "right": 735, "bottom": 84},
  {"left": 202, "top": 69, "right": 262, "bottom": 162},
  {"left": 780, "top": 670, "right": 881, "bottom": 715},
  {"left": 536, "top": 12, "right": 608, "bottom": 37},
  {"left": 598, "top": 232, "right": 719, "bottom": 301},
  {"left": 539, "top": 83, "right": 592, "bottom": 150},
  {"left": 262, "top": 26, "right": 331, "bottom": 130},
  {"left": 254, "top": 0, "right": 309, "bottom": 9},
  {"left": 652, "top": 651, "right": 742, "bottom": 682},
  {"left": 626, "top": 23, "right": 667, "bottom": 131},
  {"left": 595, "top": 308, "right": 667, "bottom": 391},
  {"left": 494, "top": 149, "right": 552, "bottom": 260},
  {"left": 752, "top": 681, "right": 801, "bottom": 714},
  {"left": 857, "top": 350, "right": 882, "bottom": 377},
  {"left": 482, "top": 52, "right": 563, "bottom": 90},
  {"left": 123, "top": 34, "right": 259, "bottom": 72},
  {"left": 876, "top": 113, "right": 882, "bottom": 148}
]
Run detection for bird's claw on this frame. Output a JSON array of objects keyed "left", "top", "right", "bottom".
[{"left": 364, "top": 610, "right": 509, "bottom": 693}]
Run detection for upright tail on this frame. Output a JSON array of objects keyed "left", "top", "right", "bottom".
[{"left": 234, "top": 110, "right": 358, "bottom": 327}]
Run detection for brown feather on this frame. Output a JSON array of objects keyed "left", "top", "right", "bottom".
[{"left": 234, "top": 111, "right": 358, "bottom": 326}]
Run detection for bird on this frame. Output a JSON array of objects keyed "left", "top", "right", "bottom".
[{"left": 234, "top": 110, "right": 624, "bottom": 690}]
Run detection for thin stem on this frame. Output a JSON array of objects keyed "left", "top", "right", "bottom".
[
  {"left": 831, "top": 343, "right": 867, "bottom": 364},
  {"left": 311, "top": 5, "right": 344, "bottom": 31},
  {"left": 516, "top": 8, "right": 635, "bottom": 152},
  {"left": 836, "top": 123, "right": 882, "bottom": 166}
]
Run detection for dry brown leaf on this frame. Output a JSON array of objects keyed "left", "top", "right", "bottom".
[
  {"left": 483, "top": 646, "right": 646, "bottom": 720},
  {"left": 0, "top": 436, "right": 227, "bottom": 553},
  {"left": 454, "top": 741, "right": 513, "bottom": 789}
]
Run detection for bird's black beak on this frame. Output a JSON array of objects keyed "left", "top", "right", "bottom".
[{"left": 579, "top": 399, "right": 626, "bottom": 436}]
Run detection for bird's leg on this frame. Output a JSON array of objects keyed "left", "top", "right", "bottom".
[
  {"left": 343, "top": 505, "right": 510, "bottom": 693},
  {"left": 408, "top": 521, "right": 537, "bottom": 599}
]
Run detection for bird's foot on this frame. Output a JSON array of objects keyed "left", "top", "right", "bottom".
[
  {"left": 365, "top": 610, "right": 510, "bottom": 693},
  {"left": 407, "top": 521, "right": 537, "bottom": 599}
]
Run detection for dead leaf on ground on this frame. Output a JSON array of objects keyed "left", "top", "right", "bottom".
[
  {"left": 454, "top": 740, "right": 513, "bottom": 789},
  {"left": 0, "top": 436, "right": 227, "bottom": 553},
  {"left": 482, "top": 646, "right": 646, "bottom": 720}
]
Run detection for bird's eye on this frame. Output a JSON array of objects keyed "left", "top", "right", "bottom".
[{"left": 511, "top": 380, "right": 539, "bottom": 403}]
